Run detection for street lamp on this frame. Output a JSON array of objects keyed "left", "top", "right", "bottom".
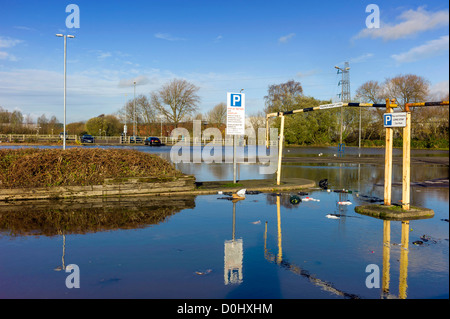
[
  {"left": 133, "top": 81, "right": 136, "bottom": 141},
  {"left": 56, "top": 34, "right": 75, "bottom": 150}
]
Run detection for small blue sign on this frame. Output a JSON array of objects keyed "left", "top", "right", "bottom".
[
  {"left": 384, "top": 114, "right": 392, "bottom": 126},
  {"left": 230, "top": 94, "right": 242, "bottom": 107}
]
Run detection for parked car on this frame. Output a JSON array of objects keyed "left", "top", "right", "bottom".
[
  {"left": 81, "top": 134, "right": 94, "bottom": 143},
  {"left": 144, "top": 137, "right": 165, "bottom": 146},
  {"left": 130, "top": 136, "right": 143, "bottom": 143}
]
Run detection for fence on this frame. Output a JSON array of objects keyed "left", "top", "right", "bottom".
[{"left": 0, "top": 134, "right": 278, "bottom": 147}]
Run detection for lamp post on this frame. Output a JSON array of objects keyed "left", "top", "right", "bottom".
[
  {"left": 56, "top": 34, "right": 75, "bottom": 150},
  {"left": 133, "top": 81, "right": 136, "bottom": 141}
]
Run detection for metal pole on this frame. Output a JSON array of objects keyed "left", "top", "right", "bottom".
[
  {"left": 63, "top": 35, "right": 67, "bottom": 150},
  {"left": 359, "top": 100, "right": 362, "bottom": 149},
  {"left": 133, "top": 81, "right": 136, "bottom": 140},
  {"left": 233, "top": 135, "right": 237, "bottom": 183}
]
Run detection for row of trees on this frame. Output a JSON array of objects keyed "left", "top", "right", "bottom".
[
  {"left": 1, "top": 75, "right": 448, "bottom": 148},
  {"left": 263, "top": 74, "right": 448, "bottom": 147},
  {"left": 0, "top": 107, "right": 61, "bottom": 134}
]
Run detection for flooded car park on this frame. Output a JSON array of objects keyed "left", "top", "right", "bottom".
[{"left": 0, "top": 145, "right": 448, "bottom": 299}]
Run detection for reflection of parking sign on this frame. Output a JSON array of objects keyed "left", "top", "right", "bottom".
[
  {"left": 230, "top": 94, "right": 242, "bottom": 107},
  {"left": 384, "top": 114, "right": 392, "bottom": 126}
]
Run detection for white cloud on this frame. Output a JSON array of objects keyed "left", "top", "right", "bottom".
[
  {"left": 391, "top": 35, "right": 449, "bottom": 63},
  {"left": 349, "top": 53, "right": 374, "bottom": 64},
  {"left": 97, "top": 51, "right": 112, "bottom": 59},
  {"left": 355, "top": 7, "right": 449, "bottom": 41},
  {"left": 154, "top": 33, "right": 186, "bottom": 41},
  {"left": 278, "top": 33, "right": 295, "bottom": 43},
  {"left": 296, "top": 69, "right": 319, "bottom": 78},
  {"left": 0, "top": 36, "right": 22, "bottom": 48},
  {"left": 118, "top": 75, "right": 151, "bottom": 88},
  {"left": 429, "top": 80, "right": 449, "bottom": 100},
  {"left": 0, "top": 36, "right": 21, "bottom": 61},
  {"left": 0, "top": 51, "right": 18, "bottom": 61}
]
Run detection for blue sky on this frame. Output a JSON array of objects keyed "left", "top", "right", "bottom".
[{"left": 0, "top": 0, "right": 448, "bottom": 123}]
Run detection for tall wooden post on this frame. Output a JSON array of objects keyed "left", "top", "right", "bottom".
[
  {"left": 382, "top": 220, "right": 391, "bottom": 297},
  {"left": 276, "top": 115, "right": 285, "bottom": 185},
  {"left": 384, "top": 99, "right": 393, "bottom": 206},
  {"left": 276, "top": 196, "right": 282, "bottom": 265},
  {"left": 399, "top": 221, "right": 410, "bottom": 299},
  {"left": 402, "top": 112, "right": 411, "bottom": 210}
]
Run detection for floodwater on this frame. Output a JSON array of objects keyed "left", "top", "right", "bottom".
[{"left": 0, "top": 145, "right": 448, "bottom": 299}]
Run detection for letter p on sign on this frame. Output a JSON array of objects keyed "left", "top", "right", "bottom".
[{"left": 230, "top": 94, "right": 242, "bottom": 107}]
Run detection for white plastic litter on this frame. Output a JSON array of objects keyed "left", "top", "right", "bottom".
[
  {"left": 237, "top": 189, "right": 246, "bottom": 197},
  {"left": 326, "top": 214, "right": 340, "bottom": 219},
  {"left": 338, "top": 201, "right": 352, "bottom": 205},
  {"left": 302, "top": 197, "right": 320, "bottom": 202}
]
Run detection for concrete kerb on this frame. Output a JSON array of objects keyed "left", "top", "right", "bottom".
[{"left": 0, "top": 176, "right": 316, "bottom": 201}]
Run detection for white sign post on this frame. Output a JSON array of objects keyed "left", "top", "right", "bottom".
[
  {"left": 384, "top": 112, "right": 407, "bottom": 127},
  {"left": 226, "top": 92, "right": 245, "bottom": 183}
]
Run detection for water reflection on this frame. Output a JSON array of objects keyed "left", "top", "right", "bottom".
[
  {"left": 263, "top": 195, "right": 360, "bottom": 299},
  {"left": 381, "top": 220, "right": 410, "bottom": 299},
  {"left": 0, "top": 196, "right": 195, "bottom": 237},
  {"left": 224, "top": 200, "right": 244, "bottom": 285}
]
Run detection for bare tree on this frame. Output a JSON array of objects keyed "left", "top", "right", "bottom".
[
  {"left": 382, "top": 74, "right": 430, "bottom": 111},
  {"left": 206, "top": 102, "right": 227, "bottom": 125},
  {"left": 151, "top": 78, "right": 200, "bottom": 127},
  {"left": 117, "top": 94, "right": 156, "bottom": 134},
  {"left": 264, "top": 80, "right": 303, "bottom": 113},
  {"left": 355, "top": 80, "right": 383, "bottom": 103}
]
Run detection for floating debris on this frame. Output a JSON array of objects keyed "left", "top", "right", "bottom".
[
  {"left": 246, "top": 190, "right": 262, "bottom": 195},
  {"left": 290, "top": 195, "right": 301, "bottom": 204},
  {"left": 326, "top": 214, "right": 340, "bottom": 219},
  {"left": 195, "top": 269, "right": 212, "bottom": 276},
  {"left": 251, "top": 220, "right": 261, "bottom": 224},
  {"left": 303, "top": 197, "right": 320, "bottom": 202},
  {"left": 358, "top": 195, "right": 384, "bottom": 203},
  {"left": 319, "top": 179, "right": 328, "bottom": 189},
  {"left": 338, "top": 201, "right": 352, "bottom": 205},
  {"left": 413, "top": 240, "right": 424, "bottom": 246}
]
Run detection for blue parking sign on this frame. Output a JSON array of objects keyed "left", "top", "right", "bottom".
[
  {"left": 230, "top": 94, "right": 242, "bottom": 107},
  {"left": 384, "top": 114, "right": 392, "bottom": 126}
]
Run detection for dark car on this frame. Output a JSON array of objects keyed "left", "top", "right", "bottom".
[
  {"left": 144, "top": 137, "right": 165, "bottom": 146},
  {"left": 81, "top": 134, "right": 95, "bottom": 143},
  {"left": 130, "top": 136, "right": 143, "bottom": 143}
]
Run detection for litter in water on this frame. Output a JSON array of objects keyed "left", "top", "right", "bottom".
[
  {"left": 338, "top": 201, "right": 352, "bottom": 205},
  {"left": 290, "top": 195, "right": 301, "bottom": 205},
  {"left": 326, "top": 214, "right": 340, "bottom": 219},
  {"left": 303, "top": 197, "right": 320, "bottom": 202}
]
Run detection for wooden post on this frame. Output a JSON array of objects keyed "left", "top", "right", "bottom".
[
  {"left": 382, "top": 220, "right": 391, "bottom": 297},
  {"left": 276, "top": 115, "right": 285, "bottom": 185},
  {"left": 276, "top": 196, "right": 282, "bottom": 265},
  {"left": 402, "top": 112, "right": 411, "bottom": 210},
  {"left": 384, "top": 99, "right": 393, "bottom": 206},
  {"left": 399, "top": 221, "right": 410, "bottom": 299}
]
